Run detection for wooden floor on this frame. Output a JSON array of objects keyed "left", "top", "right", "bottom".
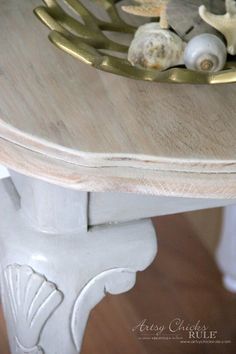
[{"left": 0, "top": 214, "right": 236, "bottom": 354}]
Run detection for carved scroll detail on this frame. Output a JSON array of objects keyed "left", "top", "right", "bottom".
[
  {"left": 3, "top": 264, "right": 63, "bottom": 354},
  {"left": 71, "top": 268, "right": 136, "bottom": 351}
]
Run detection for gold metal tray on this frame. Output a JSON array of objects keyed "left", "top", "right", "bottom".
[{"left": 35, "top": 0, "right": 236, "bottom": 84}]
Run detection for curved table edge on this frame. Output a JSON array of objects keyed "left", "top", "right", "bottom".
[
  {"left": 0, "top": 138, "right": 236, "bottom": 199},
  {"left": 0, "top": 120, "right": 236, "bottom": 175}
]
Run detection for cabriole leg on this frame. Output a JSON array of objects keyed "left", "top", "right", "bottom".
[{"left": 0, "top": 172, "right": 157, "bottom": 354}]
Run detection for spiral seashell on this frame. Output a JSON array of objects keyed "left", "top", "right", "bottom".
[
  {"left": 3, "top": 265, "right": 63, "bottom": 354},
  {"left": 184, "top": 33, "right": 227, "bottom": 72},
  {"left": 128, "top": 23, "right": 185, "bottom": 71},
  {"left": 134, "top": 22, "right": 164, "bottom": 38}
]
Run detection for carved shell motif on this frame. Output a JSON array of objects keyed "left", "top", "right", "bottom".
[
  {"left": 3, "top": 265, "right": 63, "bottom": 354},
  {"left": 71, "top": 268, "right": 136, "bottom": 352}
]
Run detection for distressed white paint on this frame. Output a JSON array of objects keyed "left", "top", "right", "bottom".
[
  {"left": 0, "top": 169, "right": 235, "bottom": 354},
  {"left": 10, "top": 171, "right": 88, "bottom": 234},
  {"left": 9, "top": 172, "right": 236, "bottom": 228},
  {"left": 89, "top": 192, "right": 236, "bottom": 225},
  {"left": 3, "top": 265, "right": 63, "bottom": 354},
  {"left": 0, "top": 177, "right": 157, "bottom": 354},
  {"left": 0, "top": 171, "right": 235, "bottom": 354},
  {"left": 217, "top": 204, "right": 236, "bottom": 293},
  {"left": 0, "top": 165, "right": 9, "bottom": 179},
  {"left": 71, "top": 269, "right": 137, "bottom": 352}
]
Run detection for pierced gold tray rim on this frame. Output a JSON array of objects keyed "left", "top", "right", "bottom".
[{"left": 34, "top": 0, "right": 236, "bottom": 85}]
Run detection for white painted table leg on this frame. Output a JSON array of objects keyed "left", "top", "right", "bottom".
[
  {"left": 216, "top": 205, "right": 236, "bottom": 293},
  {"left": 0, "top": 173, "right": 157, "bottom": 354}
]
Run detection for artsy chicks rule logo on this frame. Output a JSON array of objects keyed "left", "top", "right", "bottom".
[{"left": 132, "top": 318, "right": 231, "bottom": 344}]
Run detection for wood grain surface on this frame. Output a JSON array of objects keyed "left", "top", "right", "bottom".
[
  {"left": 0, "top": 214, "right": 236, "bottom": 354},
  {"left": 0, "top": 0, "right": 236, "bottom": 197}
]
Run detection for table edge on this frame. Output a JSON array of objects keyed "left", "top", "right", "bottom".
[
  {"left": 0, "top": 119, "right": 236, "bottom": 175},
  {"left": 0, "top": 137, "right": 236, "bottom": 199}
]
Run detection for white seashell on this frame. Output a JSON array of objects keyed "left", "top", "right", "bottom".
[
  {"left": 134, "top": 22, "right": 162, "bottom": 38},
  {"left": 128, "top": 23, "right": 185, "bottom": 71},
  {"left": 184, "top": 33, "right": 227, "bottom": 72},
  {"left": 3, "top": 264, "right": 63, "bottom": 354}
]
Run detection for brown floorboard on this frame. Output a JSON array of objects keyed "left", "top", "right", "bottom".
[{"left": 0, "top": 214, "right": 236, "bottom": 354}]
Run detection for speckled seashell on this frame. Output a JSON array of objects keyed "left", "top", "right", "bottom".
[
  {"left": 128, "top": 23, "right": 185, "bottom": 71},
  {"left": 184, "top": 33, "right": 227, "bottom": 72}
]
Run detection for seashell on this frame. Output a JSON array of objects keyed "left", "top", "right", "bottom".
[
  {"left": 3, "top": 264, "right": 63, "bottom": 354},
  {"left": 128, "top": 23, "right": 185, "bottom": 70},
  {"left": 199, "top": 0, "right": 236, "bottom": 55},
  {"left": 184, "top": 33, "right": 227, "bottom": 72},
  {"left": 122, "top": 0, "right": 169, "bottom": 29},
  {"left": 167, "top": 0, "right": 225, "bottom": 41},
  {"left": 134, "top": 21, "right": 163, "bottom": 37}
]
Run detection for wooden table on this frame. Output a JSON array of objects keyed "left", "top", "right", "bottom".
[{"left": 0, "top": 1, "right": 236, "bottom": 353}]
